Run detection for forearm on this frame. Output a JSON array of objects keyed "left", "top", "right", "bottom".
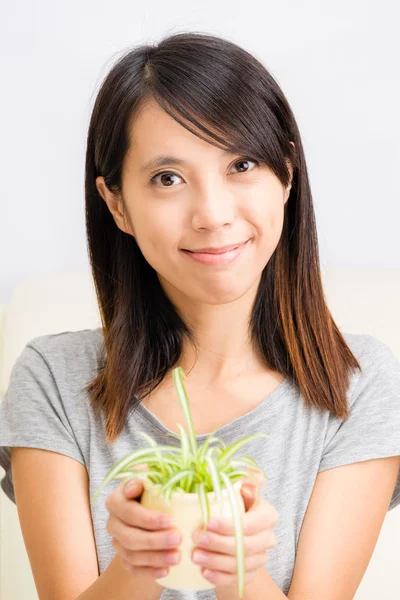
[
  {"left": 215, "top": 567, "right": 288, "bottom": 600},
  {"left": 76, "top": 553, "right": 164, "bottom": 600}
]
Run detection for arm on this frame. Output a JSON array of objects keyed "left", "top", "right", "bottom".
[
  {"left": 215, "top": 567, "right": 287, "bottom": 599},
  {"left": 287, "top": 456, "right": 399, "bottom": 599},
  {"left": 217, "top": 455, "right": 400, "bottom": 600},
  {"left": 76, "top": 553, "right": 163, "bottom": 600},
  {"left": 10, "top": 447, "right": 163, "bottom": 600}
]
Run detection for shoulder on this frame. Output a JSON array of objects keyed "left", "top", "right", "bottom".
[
  {"left": 337, "top": 332, "right": 400, "bottom": 416},
  {"left": 26, "top": 327, "right": 104, "bottom": 361},
  {"left": 341, "top": 332, "right": 399, "bottom": 388},
  {"left": 9, "top": 328, "right": 105, "bottom": 402},
  {"left": 341, "top": 331, "right": 389, "bottom": 362},
  {"left": 18, "top": 328, "right": 105, "bottom": 381}
]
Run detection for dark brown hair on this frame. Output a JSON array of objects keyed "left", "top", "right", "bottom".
[{"left": 84, "top": 31, "right": 361, "bottom": 445}]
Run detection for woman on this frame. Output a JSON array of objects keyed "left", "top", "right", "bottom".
[{"left": 1, "top": 31, "right": 400, "bottom": 600}]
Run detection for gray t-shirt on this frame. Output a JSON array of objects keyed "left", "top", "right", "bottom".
[{"left": 1, "top": 328, "right": 400, "bottom": 598}]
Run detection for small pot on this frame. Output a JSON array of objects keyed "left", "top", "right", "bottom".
[{"left": 140, "top": 479, "right": 245, "bottom": 591}]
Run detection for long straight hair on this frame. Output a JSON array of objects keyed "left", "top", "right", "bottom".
[{"left": 84, "top": 31, "right": 361, "bottom": 445}]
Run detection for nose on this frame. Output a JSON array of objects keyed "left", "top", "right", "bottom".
[{"left": 190, "top": 182, "right": 236, "bottom": 231}]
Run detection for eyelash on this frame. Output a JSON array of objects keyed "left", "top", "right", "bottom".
[{"left": 149, "top": 157, "right": 260, "bottom": 187}]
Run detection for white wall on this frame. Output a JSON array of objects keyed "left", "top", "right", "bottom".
[{"left": 1, "top": 0, "right": 399, "bottom": 302}]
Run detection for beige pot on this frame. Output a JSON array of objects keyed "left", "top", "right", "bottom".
[{"left": 140, "top": 479, "right": 245, "bottom": 591}]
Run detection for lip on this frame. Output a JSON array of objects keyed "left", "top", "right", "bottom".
[
  {"left": 184, "top": 241, "right": 248, "bottom": 254},
  {"left": 181, "top": 238, "right": 251, "bottom": 266}
]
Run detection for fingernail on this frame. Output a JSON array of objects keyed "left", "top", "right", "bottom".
[
  {"left": 193, "top": 531, "right": 209, "bottom": 544},
  {"left": 207, "top": 517, "right": 220, "bottom": 530},
  {"left": 125, "top": 478, "right": 139, "bottom": 493},
  {"left": 158, "top": 515, "right": 173, "bottom": 528}
]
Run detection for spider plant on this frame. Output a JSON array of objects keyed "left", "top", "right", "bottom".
[{"left": 91, "top": 366, "right": 270, "bottom": 598}]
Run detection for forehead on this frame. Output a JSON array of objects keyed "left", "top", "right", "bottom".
[{"left": 126, "top": 99, "right": 230, "bottom": 166}]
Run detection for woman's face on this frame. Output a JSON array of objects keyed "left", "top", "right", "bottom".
[{"left": 96, "top": 99, "right": 292, "bottom": 306}]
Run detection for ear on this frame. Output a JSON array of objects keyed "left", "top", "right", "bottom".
[
  {"left": 284, "top": 142, "right": 295, "bottom": 204},
  {"left": 95, "top": 176, "right": 135, "bottom": 237}
]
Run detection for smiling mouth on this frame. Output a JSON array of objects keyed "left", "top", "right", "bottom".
[
  {"left": 183, "top": 239, "right": 251, "bottom": 255},
  {"left": 180, "top": 238, "right": 252, "bottom": 265}
]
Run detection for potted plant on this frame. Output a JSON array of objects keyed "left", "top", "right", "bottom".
[{"left": 91, "top": 366, "right": 269, "bottom": 598}]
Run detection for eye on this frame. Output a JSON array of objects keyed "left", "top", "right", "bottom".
[
  {"left": 149, "top": 171, "right": 183, "bottom": 187},
  {"left": 149, "top": 157, "right": 259, "bottom": 188},
  {"left": 231, "top": 157, "right": 259, "bottom": 173}
]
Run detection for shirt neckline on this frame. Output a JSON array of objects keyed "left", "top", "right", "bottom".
[{"left": 132, "top": 376, "right": 292, "bottom": 441}]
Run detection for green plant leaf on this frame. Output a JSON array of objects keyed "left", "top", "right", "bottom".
[
  {"left": 165, "top": 431, "right": 181, "bottom": 441},
  {"left": 136, "top": 431, "right": 169, "bottom": 477},
  {"left": 198, "top": 434, "right": 219, "bottom": 461},
  {"left": 220, "top": 472, "right": 245, "bottom": 598},
  {"left": 203, "top": 454, "right": 224, "bottom": 517},
  {"left": 183, "top": 470, "right": 195, "bottom": 493},
  {"left": 197, "top": 480, "right": 210, "bottom": 530},
  {"left": 230, "top": 456, "right": 259, "bottom": 470},
  {"left": 159, "top": 469, "right": 194, "bottom": 494},
  {"left": 113, "top": 469, "right": 160, "bottom": 482},
  {"left": 90, "top": 445, "right": 182, "bottom": 504},
  {"left": 218, "top": 433, "right": 270, "bottom": 468},
  {"left": 172, "top": 367, "right": 198, "bottom": 457},
  {"left": 222, "top": 468, "right": 258, "bottom": 482}
]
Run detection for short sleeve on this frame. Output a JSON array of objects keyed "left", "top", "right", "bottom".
[
  {"left": 318, "top": 341, "right": 400, "bottom": 511},
  {"left": 0, "top": 341, "right": 86, "bottom": 504}
]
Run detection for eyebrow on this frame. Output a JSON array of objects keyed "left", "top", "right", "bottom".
[{"left": 140, "top": 149, "right": 236, "bottom": 174}]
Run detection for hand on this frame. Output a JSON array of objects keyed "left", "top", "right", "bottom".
[
  {"left": 105, "top": 475, "right": 183, "bottom": 581},
  {"left": 191, "top": 470, "right": 279, "bottom": 589}
]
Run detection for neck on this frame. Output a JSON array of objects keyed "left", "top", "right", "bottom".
[{"left": 164, "top": 277, "right": 267, "bottom": 385}]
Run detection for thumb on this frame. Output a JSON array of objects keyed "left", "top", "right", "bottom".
[
  {"left": 124, "top": 478, "right": 144, "bottom": 498},
  {"left": 124, "top": 464, "right": 148, "bottom": 498},
  {"left": 240, "top": 484, "right": 256, "bottom": 512},
  {"left": 241, "top": 469, "right": 266, "bottom": 489}
]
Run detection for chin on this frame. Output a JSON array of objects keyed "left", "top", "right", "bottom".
[{"left": 191, "top": 281, "right": 253, "bottom": 305}]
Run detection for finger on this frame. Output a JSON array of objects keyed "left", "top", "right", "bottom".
[
  {"left": 206, "top": 499, "right": 279, "bottom": 536},
  {"left": 241, "top": 485, "right": 258, "bottom": 512},
  {"left": 120, "top": 557, "right": 170, "bottom": 580},
  {"left": 201, "top": 565, "right": 262, "bottom": 587},
  {"left": 192, "top": 548, "right": 268, "bottom": 574},
  {"left": 106, "top": 515, "right": 182, "bottom": 551},
  {"left": 193, "top": 527, "right": 274, "bottom": 556},
  {"left": 124, "top": 477, "right": 145, "bottom": 499},
  {"left": 112, "top": 537, "right": 181, "bottom": 568},
  {"left": 105, "top": 481, "right": 171, "bottom": 531},
  {"left": 241, "top": 469, "right": 266, "bottom": 489},
  {"left": 123, "top": 464, "right": 149, "bottom": 496},
  {"left": 240, "top": 473, "right": 266, "bottom": 509}
]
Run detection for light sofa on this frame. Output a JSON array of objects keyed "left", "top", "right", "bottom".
[{"left": 0, "top": 268, "right": 399, "bottom": 599}]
